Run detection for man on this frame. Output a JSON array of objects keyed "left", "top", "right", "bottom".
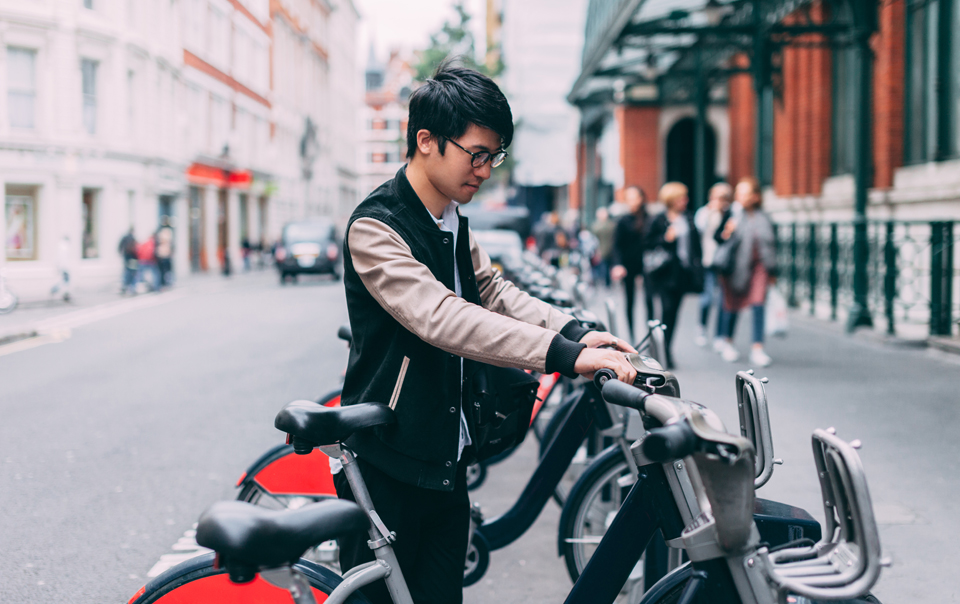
[
  {"left": 334, "top": 62, "right": 636, "bottom": 604},
  {"left": 118, "top": 228, "right": 138, "bottom": 295},
  {"left": 155, "top": 218, "right": 174, "bottom": 288}
]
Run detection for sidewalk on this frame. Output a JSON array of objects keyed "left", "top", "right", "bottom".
[{"left": 0, "top": 269, "right": 267, "bottom": 346}]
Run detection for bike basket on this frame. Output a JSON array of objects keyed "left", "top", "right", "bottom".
[
  {"left": 758, "top": 429, "right": 883, "bottom": 601},
  {"left": 735, "top": 371, "right": 777, "bottom": 488}
]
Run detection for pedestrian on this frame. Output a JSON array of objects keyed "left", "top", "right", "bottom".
[
  {"left": 334, "top": 61, "right": 636, "bottom": 604},
  {"left": 155, "top": 218, "right": 174, "bottom": 288},
  {"left": 693, "top": 182, "right": 733, "bottom": 348},
  {"left": 610, "top": 185, "right": 654, "bottom": 343},
  {"left": 50, "top": 235, "right": 72, "bottom": 302},
  {"left": 532, "top": 211, "right": 560, "bottom": 255},
  {"left": 715, "top": 176, "right": 778, "bottom": 367},
  {"left": 118, "top": 228, "right": 138, "bottom": 295},
  {"left": 241, "top": 237, "right": 252, "bottom": 272},
  {"left": 643, "top": 182, "right": 704, "bottom": 369},
  {"left": 591, "top": 207, "right": 615, "bottom": 287},
  {"left": 137, "top": 233, "right": 159, "bottom": 291}
]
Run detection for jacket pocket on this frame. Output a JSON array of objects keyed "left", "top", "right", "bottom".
[{"left": 388, "top": 356, "right": 410, "bottom": 410}]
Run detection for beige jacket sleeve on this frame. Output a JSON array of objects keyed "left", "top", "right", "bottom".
[
  {"left": 348, "top": 217, "right": 566, "bottom": 372},
  {"left": 469, "top": 230, "right": 577, "bottom": 333}
]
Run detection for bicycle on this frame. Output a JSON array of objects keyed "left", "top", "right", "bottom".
[
  {"left": 0, "top": 268, "right": 18, "bottom": 315},
  {"left": 130, "top": 371, "right": 884, "bottom": 604},
  {"left": 556, "top": 369, "right": 805, "bottom": 597}
]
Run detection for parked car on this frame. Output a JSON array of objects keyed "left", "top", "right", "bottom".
[{"left": 274, "top": 219, "right": 341, "bottom": 284}]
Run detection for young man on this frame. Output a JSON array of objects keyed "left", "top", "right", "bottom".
[{"left": 334, "top": 62, "right": 637, "bottom": 604}]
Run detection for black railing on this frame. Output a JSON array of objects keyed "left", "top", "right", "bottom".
[{"left": 774, "top": 220, "right": 958, "bottom": 338}]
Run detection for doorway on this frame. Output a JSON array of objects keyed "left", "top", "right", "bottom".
[{"left": 665, "top": 117, "right": 717, "bottom": 209}]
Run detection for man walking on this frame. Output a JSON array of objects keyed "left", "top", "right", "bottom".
[{"left": 334, "top": 61, "right": 636, "bottom": 604}]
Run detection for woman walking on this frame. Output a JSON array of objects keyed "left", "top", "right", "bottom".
[
  {"left": 643, "top": 182, "right": 703, "bottom": 369},
  {"left": 715, "top": 177, "right": 778, "bottom": 367},
  {"left": 611, "top": 186, "right": 654, "bottom": 342}
]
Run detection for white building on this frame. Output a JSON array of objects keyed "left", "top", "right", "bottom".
[
  {"left": 358, "top": 49, "right": 415, "bottom": 198},
  {"left": 0, "top": 0, "right": 359, "bottom": 299}
]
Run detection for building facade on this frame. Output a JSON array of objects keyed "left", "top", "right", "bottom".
[
  {"left": 358, "top": 49, "right": 414, "bottom": 198},
  {"left": 0, "top": 0, "right": 359, "bottom": 299}
]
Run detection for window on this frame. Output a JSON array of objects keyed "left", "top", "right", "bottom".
[
  {"left": 370, "top": 152, "right": 386, "bottom": 163},
  {"left": 127, "top": 70, "right": 136, "bottom": 138},
  {"left": 83, "top": 0, "right": 94, "bottom": 8},
  {"left": 81, "top": 59, "right": 98, "bottom": 135},
  {"left": 8, "top": 47, "right": 36, "bottom": 129},
  {"left": 831, "top": 45, "right": 858, "bottom": 175},
  {"left": 5, "top": 185, "right": 38, "bottom": 260},
  {"left": 81, "top": 189, "right": 99, "bottom": 258}
]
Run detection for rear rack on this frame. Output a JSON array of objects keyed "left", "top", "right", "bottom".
[{"left": 758, "top": 429, "right": 884, "bottom": 601}]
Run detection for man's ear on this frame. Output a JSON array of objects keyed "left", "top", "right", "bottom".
[{"left": 416, "top": 129, "right": 434, "bottom": 156}]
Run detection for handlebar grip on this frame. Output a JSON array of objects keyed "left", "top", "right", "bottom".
[
  {"left": 337, "top": 325, "right": 352, "bottom": 342},
  {"left": 600, "top": 379, "right": 649, "bottom": 412},
  {"left": 642, "top": 421, "right": 698, "bottom": 463}
]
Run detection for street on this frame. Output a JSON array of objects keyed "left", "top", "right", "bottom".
[{"left": 1, "top": 271, "right": 958, "bottom": 603}]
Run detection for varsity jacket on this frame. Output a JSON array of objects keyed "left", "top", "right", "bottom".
[{"left": 341, "top": 167, "right": 589, "bottom": 491}]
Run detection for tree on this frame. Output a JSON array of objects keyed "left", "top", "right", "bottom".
[{"left": 414, "top": 2, "right": 502, "bottom": 81}]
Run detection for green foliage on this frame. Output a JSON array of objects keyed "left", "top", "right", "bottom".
[{"left": 414, "top": 2, "right": 502, "bottom": 81}]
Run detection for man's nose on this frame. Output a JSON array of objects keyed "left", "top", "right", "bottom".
[{"left": 475, "top": 162, "right": 492, "bottom": 180}]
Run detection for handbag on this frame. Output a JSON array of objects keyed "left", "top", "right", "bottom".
[
  {"left": 642, "top": 247, "right": 672, "bottom": 277},
  {"left": 712, "top": 234, "right": 739, "bottom": 276},
  {"left": 469, "top": 365, "right": 539, "bottom": 462}
]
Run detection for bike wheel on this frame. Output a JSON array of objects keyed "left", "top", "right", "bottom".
[
  {"left": 0, "top": 289, "right": 17, "bottom": 314},
  {"left": 130, "top": 552, "right": 371, "bottom": 604},
  {"left": 560, "top": 446, "right": 670, "bottom": 594}
]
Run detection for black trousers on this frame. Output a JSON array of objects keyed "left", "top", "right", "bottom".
[
  {"left": 334, "top": 457, "right": 470, "bottom": 604},
  {"left": 624, "top": 272, "right": 655, "bottom": 343},
  {"left": 655, "top": 289, "right": 685, "bottom": 369}
]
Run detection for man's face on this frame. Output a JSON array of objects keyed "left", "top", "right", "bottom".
[{"left": 424, "top": 123, "right": 501, "bottom": 204}]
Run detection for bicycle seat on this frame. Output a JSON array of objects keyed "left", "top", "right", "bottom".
[
  {"left": 275, "top": 401, "right": 396, "bottom": 447},
  {"left": 196, "top": 500, "right": 368, "bottom": 581}
]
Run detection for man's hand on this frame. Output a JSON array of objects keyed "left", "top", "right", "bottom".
[
  {"left": 580, "top": 331, "right": 637, "bottom": 353},
  {"left": 573, "top": 348, "right": 638, "bottom": 384},
  {"left": 610, "top": 265, "right": 627, "bottom": 282}
]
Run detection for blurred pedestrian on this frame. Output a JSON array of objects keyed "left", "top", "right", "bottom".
[
  {"left": 643, "top": 182, "right": 703, "bottom": 369},
  {"left": 155, "top": 218, "right": 174, "bottom": 288},
  {"left": 611, "top": 186, "right": 654, "bottom": 342},
  {"left": 532, "top": 211, "right": 561, "bottom": 255},
  {"left": 118, "top": 228, "right": 138, "bottom": 295},
  {"left": 241, "top": 237, "right": 252, "bottom": 272},
  {"left": 591, "top": 207, "right": 615, "bottom": 287},
  {"left": 137, "top": 233, "right": 159, "bottom": 291},
  {"left": 694, "top": 182, "right": 732, "bottom": 348},
  {"left": 715, "top": 176, "right": 778, "bottom": 367},
  {"left": 50, "top": 235, "right": 72, "bottom": 302}
]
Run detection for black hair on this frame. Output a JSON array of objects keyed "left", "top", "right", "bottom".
[{"left": 406, "top": 58, "right": 514, "bottom": 159}]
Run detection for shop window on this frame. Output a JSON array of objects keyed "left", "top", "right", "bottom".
[
  {"left": 82, "top": 188, "right": 99, "bottom": 259},
  {"left": 81, "top": 59, "right": 98, "bottom": 135},
  {"left": 370, "top": 152, "right": 386, "bottom": 163},
  {"left": 8, "top": 47, "right": 36, "bottom": 130},
  {"left": 5, "top": 185, "right": 38, "bottom": 260}
]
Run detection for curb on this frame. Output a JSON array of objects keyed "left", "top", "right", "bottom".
[
  {"left": 786, "top": 308, "right": 958, "bottom": 355},
  {"left": 0, "top": 331, "right": 37, "bottom": 347}
]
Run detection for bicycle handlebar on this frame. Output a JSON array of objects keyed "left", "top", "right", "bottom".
[
  {"left": 641, "top": 421, "right": 698, "bottom": 463},
  {"left": 594, "top": 370, "right": 650, "bottom": 412}
]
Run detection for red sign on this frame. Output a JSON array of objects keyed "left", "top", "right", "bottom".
[{"left": 186, "top": 163, "right": 253, "bottom": 189}]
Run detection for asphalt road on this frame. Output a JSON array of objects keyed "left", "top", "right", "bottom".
[{"left": 1, "top": 272, "right": 958, "bottom": 603}]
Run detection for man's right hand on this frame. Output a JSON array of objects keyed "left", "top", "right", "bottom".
[
  {"left": 573, "top": 348, "right": 637, "bottom": 384},
  {"left": 610, "top": 265, "right": 627, "bottom": 282}
]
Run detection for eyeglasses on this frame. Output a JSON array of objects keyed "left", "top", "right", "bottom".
[{"left": 442, "top": 137, "right": 508, "bottom": 169}]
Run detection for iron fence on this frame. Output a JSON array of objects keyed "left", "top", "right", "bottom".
[{"left": 773, "top": 220, "right": 958, "bottom": 337}]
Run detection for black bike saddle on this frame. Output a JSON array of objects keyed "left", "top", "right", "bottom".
[
  {"left": 275, "top": 401, "right": 396, "bottom": 448},
  {"left": 196, "top": 500, "right": 368, "bottom": 579}
]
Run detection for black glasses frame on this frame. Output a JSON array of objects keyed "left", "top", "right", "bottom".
[{"left": 442, "top": 137, "right": 508, "bottom": 168}]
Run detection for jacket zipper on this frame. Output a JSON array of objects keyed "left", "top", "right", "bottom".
[{"left": 389, "top": 356, "right": 410, "bottom": 410}]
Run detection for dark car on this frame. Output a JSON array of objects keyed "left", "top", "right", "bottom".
[{"left": 275, "top": 219, "right": 341, "bottom": 284}]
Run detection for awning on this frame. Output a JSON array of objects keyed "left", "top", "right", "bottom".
[{"left": 186, "top": 163, "right": 253, "bottom": 190}]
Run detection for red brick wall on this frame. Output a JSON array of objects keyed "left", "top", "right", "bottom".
[
  {"left": 873, "top": 0, "right": 905, "bottom": 189},
  {"left": 770, "top": 5, "right": 833, "bottom": 197},
  {"left": 728, "top": 54, "right": 756, "bottom": 186},
  {"left": 617, "top": 105, "right": 661, "bottom": 199}
]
